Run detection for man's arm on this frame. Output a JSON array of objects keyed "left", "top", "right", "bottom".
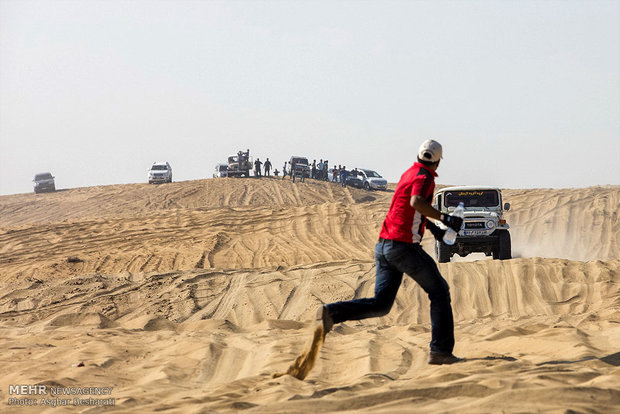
[{"left": 410, "top": 195, "right": 441, "bottom": 220}]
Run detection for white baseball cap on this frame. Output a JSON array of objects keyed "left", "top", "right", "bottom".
[{"left": 418, "top": 139, "right": 443, "bottom": 163}]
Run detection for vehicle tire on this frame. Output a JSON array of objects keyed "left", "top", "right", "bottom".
[
  {"left": 493, "top": 230, "right": 512, "bottom": 260},
  {"left": 363, "top": 182, "right": 370, "bottom": 190},
  {"left": 435, "top": 241, "right": 451, "bottom": 263}
]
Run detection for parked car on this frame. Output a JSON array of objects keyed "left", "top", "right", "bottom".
[
  {"left": 213, "top": 163, "right": 228, "bottom": 178},
  {"left": 345, "top": 169, "right": 364, "bottom": 188},
  {"left": 358, "top": 168, "right": 388, "bottom": 190},
  {"left": 433, "top": 186, "right": 511, "bottom": 262},
  {"left": 33, "top": 172, "right": 56, "bottom": 193},
  {"left": 148, "top": 162, "right": 172, "bottom": 184}
]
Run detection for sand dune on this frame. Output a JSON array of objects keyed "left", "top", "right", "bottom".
[
  {"left": 0, "top": 178, "right": 376, "bottom": 226},
  {"left": 503, "top": 186, "right": 619, "bottom": 261},
  {"left": 0, "top": 179, "right": 618, "bottom": 413}
]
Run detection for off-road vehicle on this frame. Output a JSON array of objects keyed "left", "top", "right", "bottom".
[
  {"left": 148, "top": 162, "right": 172, "bottom": 184},
  {"left": 289, "top": 156, "right": 310, "bottom": 178},
  {"left": 33, "top": 172, "right": 56, "bottom": 193},
  {"left": 433, "top": 186, "right": 511, "bottom": 262}
]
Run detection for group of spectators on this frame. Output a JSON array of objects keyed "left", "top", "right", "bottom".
[{"left": 251, "top": 157, "right": 361, "bottom": 188}]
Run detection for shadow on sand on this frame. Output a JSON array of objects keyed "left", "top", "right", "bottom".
[
  {"left": 464, "top": 355, "right": 518, "bottom": 363},
  {"left": 535, "top": 351, "right": 620, "bottom": 367}
]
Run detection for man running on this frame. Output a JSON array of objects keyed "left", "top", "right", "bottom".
[{"left": 317, "top": 139, "right": 464, "bottom": 365}]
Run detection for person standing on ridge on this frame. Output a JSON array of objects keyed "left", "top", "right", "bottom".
[
  {"left": 254, "top": 158, "right": 263, "bottom": 177},
  {"left": 264, "top": 158, "right": 272, "bottom": 177},
  {"left": 291, "top": 160, "right": 297, "bottom": 183},
  {"left": 317, "top": 139, "right": 464, "bottom": 365},
  {"left": 340, "top": 166, "right": 349, "bottom": 187}
]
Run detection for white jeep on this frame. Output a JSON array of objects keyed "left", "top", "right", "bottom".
[{"left": 433, "top": 186, "right": 511, "bottom": 262}]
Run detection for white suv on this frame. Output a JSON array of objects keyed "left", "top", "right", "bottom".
[
  {"left": 433, "top": 186, "right": 511, "bottom": 262},
  {"left": 148, "top": 162, "right": 172, "bottom": 184},
  {"left": 358, "top": 168, "right": 388, "bottom": 190}
]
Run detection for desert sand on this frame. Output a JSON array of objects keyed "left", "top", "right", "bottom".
[{"left": 0, "top": 179, "right": 618, "bottom": 413}]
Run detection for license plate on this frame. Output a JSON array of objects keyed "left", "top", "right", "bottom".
[{"left": 463, "top": 230, "right": 487, "bottom": 236}]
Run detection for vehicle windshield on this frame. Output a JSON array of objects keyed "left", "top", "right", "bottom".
[
  {"left": 151, "top": 165, "right": 168, "bottom": 170},
  {"left": 228, "top": 156, "right": 238, "bottom": 163},
  {"left": 444, "top": 190, "right": 499, "bottom": 208},
  {"left": 35, "top": 173, "right": 53, "bottom": 180},
  {"left": 292, "top": 158, "right": 308, "bottom": 165},
  {"left": 361, "top": 169, "right": 382, "bottom": 178}
]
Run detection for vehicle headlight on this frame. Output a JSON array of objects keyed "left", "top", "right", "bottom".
[{"left": 487, "top": 220, "right": 495, "bottom": 229}]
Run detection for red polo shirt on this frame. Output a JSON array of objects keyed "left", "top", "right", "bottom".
[{"left": 379, "top": 162, "right": 437, "bottom": 243}]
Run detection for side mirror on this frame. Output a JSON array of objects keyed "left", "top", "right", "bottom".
[{"left": 504, "top": 202, "right": 511, "bottom": 211}]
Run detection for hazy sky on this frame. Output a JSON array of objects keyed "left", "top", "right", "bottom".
[{"left": 1, "top": 0, "right": 619, "bottom": 195}]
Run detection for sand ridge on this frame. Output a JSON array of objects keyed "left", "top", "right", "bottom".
[{"left": 0, "top": 179, "right": 618, "bottom": 413}]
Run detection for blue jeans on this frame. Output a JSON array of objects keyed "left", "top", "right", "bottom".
[{"left": 325, "top": 239, "right": 455, "bottom": 353}]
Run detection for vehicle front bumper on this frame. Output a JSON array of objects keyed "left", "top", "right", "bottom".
[
  {"left": 346, "top": 179, "right": 364, "bottom": 188},
  {"left": 34, "top": 182, "right": 55, "bottom": 191},
  {"left": 369, "top": 182, "right": 387, "bottom": 190},
  {"left": 149, "top": 176, "right": 169, "bottom": 183}
]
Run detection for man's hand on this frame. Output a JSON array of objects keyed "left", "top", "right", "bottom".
[
  {"left": 426, "top": 220, "right": 446, "bottom": 241},
  {"left": 441, "top": 214, "right": 464, "bottom": 232}
]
